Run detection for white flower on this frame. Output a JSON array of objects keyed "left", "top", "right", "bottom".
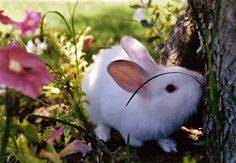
[
  {"left": 26, "top": 40, "right": 36, "bottom": 53},
  {"left": 0, "top": 84, "right": 5, "bottom": 89},
  {"left": 40, "top": 40, "right": 48, "bottom": 50},
  {"left": 141, "top": 0, "right": 150, "bottom": 5},
  {"left": 133, "top": 8, "right": 146, "bottom": 22},
  {"left": 26, "top": 38, "right": 48, "bottom": 55}
]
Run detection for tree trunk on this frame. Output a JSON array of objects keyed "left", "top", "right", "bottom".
[
  {"left": 161, "top": 0, "right": 236, "bottom": 162},
  {"left": 160, "top": 8, "right": 205, "bottom": 73}
]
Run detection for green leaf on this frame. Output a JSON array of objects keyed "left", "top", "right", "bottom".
[
  {"left": 183, "top": 156, "right": 197, "bottom": 163},
  {"left": 140, "top": 20, "right": 152, "bottom": 28},
  {"left": 129, "top": 4, "right": 143, "bottom": 9},
  {"left": 14, "top": 134, "right": 46, "bottom": 163},
  {"left": 24, "top": 124, "right": 38, "bottom": 144},
  {"left": 192, "top": 140, "right": 209, "bottom": 146},
  {"left": 148, "top": 36, "right": 160, "bottom": 42},
  {"left": 64, "top": 126, "right": 71, "bottom": 144},
  {"left": 125, "top": 134, "right": 130, "bottom": 163},
  {"left": 157, "top": 43, "right": 165, "bottom": 50},
  {"left": 44, "top": 143, "right": 56, "bottom": 153},
  {"left": 42, "top": 11, "right": 72, "bottom": 36},
  {"left": 39, "top": 143, "right": 61, "bottom": 163}
]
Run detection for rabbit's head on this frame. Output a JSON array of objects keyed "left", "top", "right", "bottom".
[{"left": 107, "top": 36, "right": 204, "bottom": 126}]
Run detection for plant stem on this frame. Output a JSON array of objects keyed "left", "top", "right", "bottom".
[
  {"left": 0, "top": 88, "right": 12, "bottom": 163},
  {"left": 125, "top": 134, "right": 131, "bottom": 163},
  {"left": 68, "top": 88, "right": 88, "bottom": 127}
]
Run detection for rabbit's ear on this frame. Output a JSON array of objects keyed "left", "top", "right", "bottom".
[
  {"left": 107, "top": 60, "right": 147, "bottom": 93},
  {"left": 121, "top": 36, "right": 157, "bottom": 73}
]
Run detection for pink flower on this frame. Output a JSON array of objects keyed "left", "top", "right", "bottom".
[
  {"left": 59, "top": 140, "right": 92, "bottom": 157},
  {"left": 47, "top": 126, "right": 64, "bottom": 144},
  {"left": 82, "top": 35, "right": 94, "bottom": 52},
  {"left": 39, "top": 140, "right": 92, "bottom": 161},
  {"left": 14, "top": 11, "right": 42, "bottom": 36},
  {"left": 0, "top": 10, "right": 15, "bottom": 25},
  {"left": 40, "top": 128, "right": 92, "bottom": 161},
  {"left": 0, "top": 41, "right": 54, "bottom": 97},
  {"left": 0, "top": 10, "right": 42, "bottom": 36}
]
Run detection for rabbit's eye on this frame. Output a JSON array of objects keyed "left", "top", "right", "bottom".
[{"left": 165, "top": 84, "right": 177, "bottom": 93}]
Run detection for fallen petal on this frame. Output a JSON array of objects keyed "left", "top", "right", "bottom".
[
  {"left": 47, "top": 126, "right": 65, "bottom": 144},
  {"left": 59, "top": 140, "right": 92, "bottom": 158},
  {"left": 39, "top": 144, "right": 61, "bottom": 163}
]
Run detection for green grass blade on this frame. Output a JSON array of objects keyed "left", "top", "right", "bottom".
[
  {"left": 42, "top": 11, "right": 72, "bottom": 36},
  {"left": 125, "top": 134, "right": 131, "bottom": 163}
]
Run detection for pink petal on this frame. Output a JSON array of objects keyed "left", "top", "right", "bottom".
[
  {"left": 0, "top": 49, "right": 9, "bottom": 69},
  {"left": 82, "top": 35, "right": 94, "bottom": 52},
  {"left": 47, "top": 126, "right": 65, "bottom": 144},
  {"left": 0, "top": 10, "right": 16, "bottom": 25},
  {"left": 0, "top": 10, "right": 42, "bottom": 36},
  {"left": 14, "top": 10, "right": 42, "bottom": 36},
  {"left": 7, "top": 42, "right": 46, "bottom": 68},
  {"left": 59, "top": 140, "right": 92, "bottom": 158},
  {"left": 39, "top": 144, "right": 60, "bottom": 163},
  {"left": 25, "top": 70, "right": 54, "bottom": 85},
  {"left": 0, "top": 71, "right": 40, "bottom": 97},
  {"left": 0, "top": 41, "right": 54, "bottom": 98}
]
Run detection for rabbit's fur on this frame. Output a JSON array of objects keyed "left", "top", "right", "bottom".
[{"left": 82, "top": 36, "right": 204, "bottom": 152}]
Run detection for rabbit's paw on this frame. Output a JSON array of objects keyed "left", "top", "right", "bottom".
[
  {"left": 158, "top": 139, "right": 177, "bottom": 153},
  {"left": 130, "top": 137, "right": 143, "bottom": 147},
  {"left": 95, "top": 124, "right": 111, "bottom": 142}
]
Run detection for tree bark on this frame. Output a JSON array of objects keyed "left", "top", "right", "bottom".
[
  {"left": 160, "top": 8, "right": 205, "bottom": 73},
  {"left": 160, "top": 0, "right": 236, "bottom": 162},
  {"left": 212, "top": 0, "right": 236, "bottom": 162}
]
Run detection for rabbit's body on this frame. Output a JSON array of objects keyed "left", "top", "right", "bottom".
[
  {"left": 82, "top": 37, "right": 203, "bottom": 152},
  {"left": 82, "top": 46, "right": 129, "bottom": 124}
]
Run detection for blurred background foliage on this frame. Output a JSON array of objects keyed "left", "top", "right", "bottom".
[
  {"left": 1, "top": 0, "right": 186, "bottom": 59},
  {"left": 1, "top": 0, "right": 144, "bottom": 46}
]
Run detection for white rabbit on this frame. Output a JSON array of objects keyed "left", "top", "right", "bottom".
[{"left": 82, "top": 36, "right": 204, "bottom": 152}]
